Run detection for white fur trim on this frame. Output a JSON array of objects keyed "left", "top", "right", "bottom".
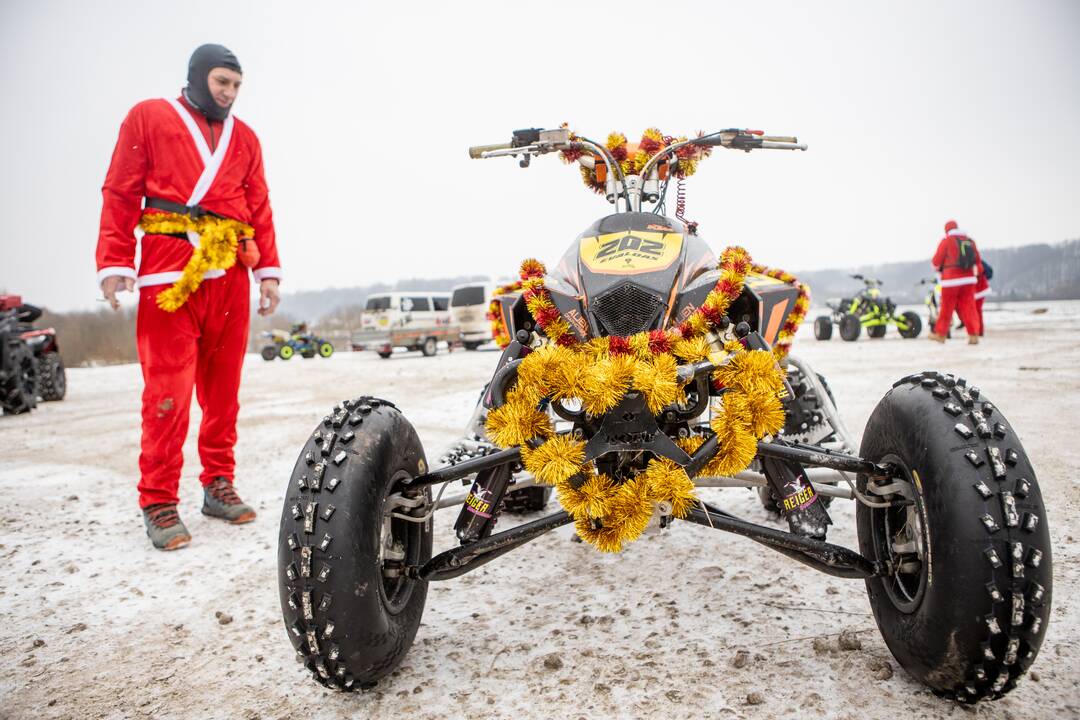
[
  {"left": 97, "top": 266, "right": 137, "bottom": 286},
  {"left": 946, "top": 228, "right": 968, "bottom": 237},
  {"left": 974, "top": 288, "right": 992, "bottom": 299},
  {"left": 939, "top": 276, "right": 977, "bottom": 288},
  {"left": 164, "top": 97, "right": 236, "bottom": 210},
  {"left": 253, "top": 267, "right": 282, "bottom": 283},
  {"left": 136, "top": 268, "right": 226, "bottom": 288}
]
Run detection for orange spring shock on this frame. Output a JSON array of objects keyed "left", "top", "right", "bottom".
[{"left": 674, "top": 177, "right": 697, "bottom": 235}]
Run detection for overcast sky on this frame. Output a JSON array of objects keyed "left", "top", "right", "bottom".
[{"left": 1, "top": 0, "right": 1077, "bottom": 311}]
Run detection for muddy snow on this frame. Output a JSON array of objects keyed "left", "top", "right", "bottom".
[{"left": 1, "top": 301, "right": 1078, "bottom": 719}]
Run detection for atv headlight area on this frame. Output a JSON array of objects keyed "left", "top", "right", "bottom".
[{"left": 589, "top": 282, "right": 665, "bottom": 336}]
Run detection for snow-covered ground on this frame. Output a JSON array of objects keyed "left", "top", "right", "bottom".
[{"left": 1, "top": 301, "right": 1079, "bottom": 719}]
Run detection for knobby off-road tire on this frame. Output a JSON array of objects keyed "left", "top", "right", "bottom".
[
  {"left": 839, "top": 313, "right": 861, "bottom": 341},
  {"left": 279, "top": 344, "right": 295, "bottom": 360},
  {"left": 857, "top": 372, "right": 1051, "bottom": 702},
  {"left": 2, "top": 344, "right": 38, "bottom": 415},
  {"left": 319, "top": 342, "right": 334, "bottom": 358},
  {"left": 898, "top": 310, "right": 922, "bottom": 339},
  {"left": 36, "top": 351, "right": 66, "bottom": 401},
  {"left": 814, "top": 316, "right": 833, "bottom": 341},
  {"left": 261, "top": 346, "right": 277, "bottom": 361},
  {"left": 501, "top": 484, "right": 552, "bottom": 514},
  {"left": 867, "top": 324, "right": 887, "bottom": 339},
  {"left": 278, "top": 397, "right": 432, "bottom": 690}
]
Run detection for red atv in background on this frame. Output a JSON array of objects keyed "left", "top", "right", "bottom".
[{"left": 1, "top": 295, "right": 66, "bottom": 415}]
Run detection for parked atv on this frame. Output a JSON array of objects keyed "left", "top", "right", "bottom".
[
  {"left": 277, "top": 127, "right": 1051, "bottom": 703},
  {"left": 814, "top": 274, "right": 921, "bottom": 341},
  {"left": 261, "top": 323, "right": 334, "bottom": 361},
  {"left": 1, "top": 295, "right": 66, "bottom": 414}
]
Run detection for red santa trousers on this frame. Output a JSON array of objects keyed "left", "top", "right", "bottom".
[
  {"left": 934, "top": 283, "right": 981, "bottom": 337},
  {"left": 135, "top": 265, "right": 250, "bottom": 508}
]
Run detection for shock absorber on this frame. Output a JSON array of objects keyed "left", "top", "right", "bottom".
[{"left": 454, "top": 463, "right": 513, "bottom": 543}]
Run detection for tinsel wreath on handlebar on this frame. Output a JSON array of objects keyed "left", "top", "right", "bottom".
[
  {"left": 139, "top": 211, "right": 255, "bottom": 312},
  {"left": 485, "top": 247, "right": 797, "bottom": 552},
  {"left": 559, "top": 126, "right": 713, "bottom": 194}
]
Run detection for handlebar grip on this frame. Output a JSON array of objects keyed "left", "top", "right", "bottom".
[
  {"left": 759, "top": 141, "right": 807, "bottom": 150},
  {"left": 468, "top": 142, "right": 514, "bottom": 159}
]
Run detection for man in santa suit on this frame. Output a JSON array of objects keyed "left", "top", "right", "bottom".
[
  {"left": 929, "top": 219, "right": 982, "bottom": 344},
  {"left": 96, "top": 44, "right": 281, "bottom": 550}
]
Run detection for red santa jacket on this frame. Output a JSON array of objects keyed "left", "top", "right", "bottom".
[
  {"left": 932, "top": 228, "right": 981, "bottom": 287},
  {"left": 96, "top": 96, "right": 281, "bottom": 288}
]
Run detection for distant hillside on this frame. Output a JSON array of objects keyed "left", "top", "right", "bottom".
[{"left": 795, "top": 239, "right": 1080, "bottom": 305}]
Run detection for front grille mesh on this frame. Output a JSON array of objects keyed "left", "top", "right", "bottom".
[{"left": 592, "top": 283, "right": 664, "bottom": 336}]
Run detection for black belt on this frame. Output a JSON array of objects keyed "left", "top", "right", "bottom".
[{"left": 144, "top": 197, "right": 223, "bottom": 219}]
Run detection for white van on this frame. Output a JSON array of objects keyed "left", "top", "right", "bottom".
[
  {"left": 449, "top": 283, "right": 495, "bottom": 350},
  {"left": 353, "top": 292, "right": 456, "bottom": 358}
]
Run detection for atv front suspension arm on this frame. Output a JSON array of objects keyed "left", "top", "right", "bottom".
[
  {"left": 407, "top": 447, "right": 522, "bottom": 488},
  {"left": 756, "top": 440, "right": 890, "bottom": 476},
  {"left": 417, "top": 510, "right": 573, "bottom": 581},
  {"left": 682, "top": 506, "right": 884, "bottom": 579}
]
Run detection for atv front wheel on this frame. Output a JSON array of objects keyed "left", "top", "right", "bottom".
[
  {"left": 319, "top": 342, "right": 334, "bottom": 358},
  {"left": 839, "top": 313, "right": 861, "bottom": 341},
  {"left": 279, "top": 344, "right": 295, "bottom": 360},
  {"left": 813, "top": 316, "right": 832, "bottom": 341},
  {"left": 857, "top": 373, "right": 1051, "bottom": 702},
  {"left": 278, "top": 397, "right": 432, "bottom": 690},
  {"left": 867, "top": 324, "right": 886, "bottom": 339},
  {"left": 37, "top": 351, "right": 66, "bottom": 401},
  {"left": 1, "top": 344, "right": 38, "bottom": 415},
  {"left": 261, "top": 346, "right": 277, "bottom": 361},
  {"left": 898, "top": 311, "right": 922, "bottom": 339}
]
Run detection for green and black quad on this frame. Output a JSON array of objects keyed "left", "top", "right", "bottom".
[{"left": 814, "top": 274, "right": 921, "bottom": 341}]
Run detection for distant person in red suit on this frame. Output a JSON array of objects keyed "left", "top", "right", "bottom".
[
  {"left": 974, "top": 259, "right": 993, "bottom": 336},
  {"left": 96, "top": 44, "right": 282, "bottom": 550},
  {"left": 929, "top": 220, "right": 982, "bottom": 344}
]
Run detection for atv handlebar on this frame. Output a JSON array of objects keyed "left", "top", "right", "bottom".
[
  {"left": 470, "top": 126, "right": 805, "bottom": 212},
  {"left": 467, "top": 142, "right": 514, "bottom": 159}
]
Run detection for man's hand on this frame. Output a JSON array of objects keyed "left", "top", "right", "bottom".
[
  {"left": 258, "top": 279, "right": 280, "bottom": 316},
  {"left": 101, "top": 275, "right": 136, "bottom": 311}
]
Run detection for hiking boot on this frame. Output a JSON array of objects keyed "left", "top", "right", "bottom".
[
  {"left": 928, "top": 332, "right": 946, "bottom": 343},
  {"left": 143, "top": 504, "right": 192, "bottom": 551},
  {"left": 202, "top": 478, "right": 257, "bottom": 524},
  {"left": 967, "top": 335, "right": 980, "bottom": 345}
]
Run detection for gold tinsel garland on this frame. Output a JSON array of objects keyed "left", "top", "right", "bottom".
[
  {"left": 485, "top": 248, "right": 791, "bottom": 552},
  {"left": 558, "top": 126, "right": 714, "bottom": 195},
  {"left": 748, "top": 263, "right": 811, "bottom": 359},
  {"left": 139, "top": 211, "right": 254, "bottom": 312}
]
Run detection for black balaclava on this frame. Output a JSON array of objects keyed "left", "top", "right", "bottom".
[{"left": 183, "top": 44, "right": 242, "bottom": 122}]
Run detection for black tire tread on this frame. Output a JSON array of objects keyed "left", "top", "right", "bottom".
[
  {"left": 36, "top": 351, "right": 66, "bottom": 401},
  {"left": 862, "top": 371, "right": 1051, "bottom": 703},
  {"left": 278, "top": 396, "right": 429, "bottom": 692}
]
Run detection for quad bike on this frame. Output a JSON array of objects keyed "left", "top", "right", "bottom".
[
  {"left": 1, "top": 295, "right": 66, "bottom": 414},
  {"left": 261, "top": 323, "right": 334, "bottom": 361},
  {"left": 277, "top": 127, "right": 1051, "bottom": 703},
  {"left": 814, "top": 274, "right": 921, "bottom": 341}
]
